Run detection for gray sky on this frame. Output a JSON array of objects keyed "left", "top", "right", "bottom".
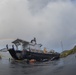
[{"left": 0, "top": 0, "right": 76, "bottom": 52}]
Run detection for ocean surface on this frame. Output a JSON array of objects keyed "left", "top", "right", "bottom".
[{"left": 0, "top": 52, "right": 76, "bottom": 75}]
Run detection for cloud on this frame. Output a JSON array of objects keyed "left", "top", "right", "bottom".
[{"left": 0, "top": 0, "right": 76, "bottom": 52}]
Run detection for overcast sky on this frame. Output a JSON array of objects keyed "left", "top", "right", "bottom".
[{"left": 0, "top": 0, "right": 76, "bottom": 52}]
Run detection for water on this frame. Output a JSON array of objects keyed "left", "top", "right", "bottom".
[{"left": 0, "top": 54, "right": 76, "bottom": 75}]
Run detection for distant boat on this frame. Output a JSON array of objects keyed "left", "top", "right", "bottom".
[{"left": 7, "top": 38, "right": 60, "bottom": 61}]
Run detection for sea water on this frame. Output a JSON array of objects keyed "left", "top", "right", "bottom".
[{"left": 0, "top": 52, "right": 76, "bottom": 75}]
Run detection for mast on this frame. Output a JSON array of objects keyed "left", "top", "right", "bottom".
[{"left": 61, "top": 41, "right": 63, "bottom": 52}]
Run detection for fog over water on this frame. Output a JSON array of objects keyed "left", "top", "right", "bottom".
[{"left": 0, "top": 0, "right": 76, "bottom": 52}]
